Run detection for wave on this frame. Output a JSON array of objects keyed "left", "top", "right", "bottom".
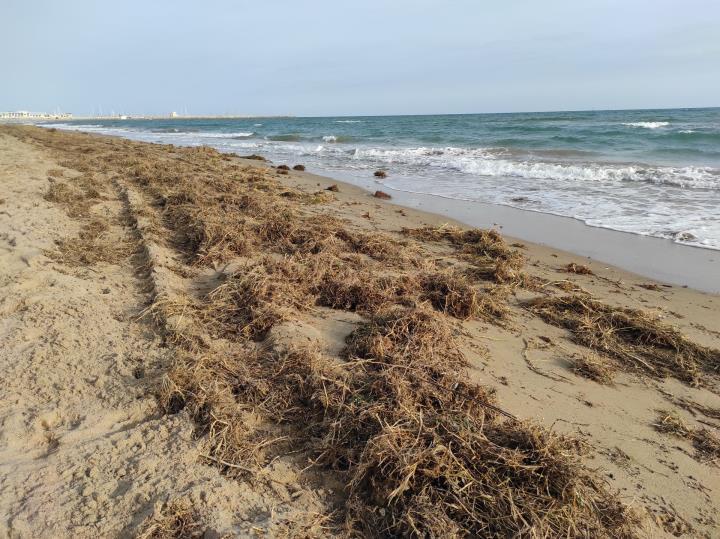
[
  {"left": 622, "top": 121, "right": 669, "bottom": 129},
  {"left": 151, "top": 127, "right": 192, "bottom": 133},
  {"left": 201, "top": 132, "right": 254, "bottom": 138},
  {"left": 43, "top": 123, "right": 105, "bottom": 129},
  {"left": 321, "top": 135, "right": 355, "bottom": 143},
  {"left": 354, "top": 146, "right": 504, "bottom": 160},
  {"left": 351, "top": 146, "right": 720, "bottom": 189},
  {"left": 334, "top": 120, "right": 364, "bottom": 123}
]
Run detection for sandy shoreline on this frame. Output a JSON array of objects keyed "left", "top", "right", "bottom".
[{"left": 1, "top": 125, "right": 719, "bottom": 537}]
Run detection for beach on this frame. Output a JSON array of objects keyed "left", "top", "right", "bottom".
[{"left": 1, "top": 125, "right": 719, "bottom": 537}]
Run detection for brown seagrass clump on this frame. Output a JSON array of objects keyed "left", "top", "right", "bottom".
[
  {"left": 528, "top": 295, "right": 720, "bottom": 386},
  {"left": 654, "top": 411, "right": 720, "bottom": 463},
  {"left": 571, "top": 352, "right": 616, "bottom": 384},
  {"left": 137, "top": 498, "right": 205, "bottom": 539},
  {"left": 45, "top": 218, "right": 134, "bottom": 266},
  {"left": 403, "top": 225, "right": 527, "bottom": 286},
  {"left": 331, "top": 306, "right": 637, "bottom": 537},
  {"left": 204, "top": 255, "right": 320, "bottom": 340},
  {"left": 565, "top": 262, "right": 594, "bottom": 275},
  {"left": 419, "top": 271, "right": 510, "bottom": 321}
]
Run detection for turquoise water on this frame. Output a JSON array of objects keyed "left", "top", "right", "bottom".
[{"left": 46, "top": 108, "right": 720, "bottom": 249}]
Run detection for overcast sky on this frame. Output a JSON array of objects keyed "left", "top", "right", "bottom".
[{"left": 2, "top": 0, "right": 719, "bottom": 116}]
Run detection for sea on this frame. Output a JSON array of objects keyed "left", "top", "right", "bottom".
[{"left": 44, "top": 108, "right": 720, "bottom": 250}]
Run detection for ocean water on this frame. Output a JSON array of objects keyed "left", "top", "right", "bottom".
[{"left": 45, "top": 108, "right": 720, "bottom": 250}]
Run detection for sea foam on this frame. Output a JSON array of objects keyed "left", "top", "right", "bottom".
[
  {"left": 622, "top": 121, "right": 670, "bottom": 129},
  {"left": 352, "top": 146, "right": 720, "bottom": 190}
]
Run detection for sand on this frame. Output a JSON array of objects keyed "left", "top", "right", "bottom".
[
  {"left": 0, "top": 132, "right": 330, "bottom": 538},
  {"left": 0, "top": 125, "right": 718, "bottom": 537}
]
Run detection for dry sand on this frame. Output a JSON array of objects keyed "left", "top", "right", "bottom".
[
  {"left": 0, "top": 132, "right": 330, "bottom": 538},
  {"left": 0, "top": 125, "right": 718, "bottom": 537}
]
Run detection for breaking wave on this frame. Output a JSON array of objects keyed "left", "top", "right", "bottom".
[{"left": 622, "top": 121, "right": 670, "bottom": 129}]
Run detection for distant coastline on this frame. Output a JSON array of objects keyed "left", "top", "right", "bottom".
[
  {"left": 69, "top": 114, "right": 295, "bottom": 121},
  {"left": 0, "top": 114, "right": 295, "bottom": 124}
]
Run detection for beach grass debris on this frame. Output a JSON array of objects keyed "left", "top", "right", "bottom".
[
  {"left": 314, "top": 268, "right": 416, "bottom": 314},
  {"left": 46, "top": 218, "right": 134, "bottom": 266},
  {"left": 419, "top": 271, "right": 509, "bottom": 321},
  {"left": 571, "top": 352, "right": 616, "bottom": 384},
  {"left": 137, "top": 498, "right": 205, "bottom": 539},
  {"left": 693, "top": 428, "right": 720, "bottom": 462},
  {"left": 527, "top": 294, "right": 720, "bottom": 385},
  {"left": 44, "top": 176, "right": 102, "bottom": 217},
  {"left": 654, "top": 410, "right": 693, "bottom": 437},
  {"left": 654, "top": 410, "right": 720, "bottom": 463},
  {"left": 329, "top": 305, "right": 638, "bottom": 537},
  {"left": 404, "top": 225, "right": 527, "bottom": 286},
  {"left": 204, "top": 256, "right": 319, "bottom": 340},
  {"left": 638, "top": 283, "right": 663, "bottom": 291}
]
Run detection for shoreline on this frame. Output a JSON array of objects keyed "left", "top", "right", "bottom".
[
  {"left": 33, "top": 123, "right": 720, "bottom": 293},
  {"left": 275, "top": 164, "right": 720, "bottom": 294}
]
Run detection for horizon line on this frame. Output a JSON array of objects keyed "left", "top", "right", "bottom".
[{"left": 50, "top": 104, "right": 720, "bottom": 120}]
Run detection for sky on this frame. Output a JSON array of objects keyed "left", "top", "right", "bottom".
[{"left": 2, "top": 0, "right": 719, "bottom": 116}]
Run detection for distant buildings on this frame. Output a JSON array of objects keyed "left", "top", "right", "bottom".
[{"left": 0, "top": 111, "right": 73, "bottom": 120}]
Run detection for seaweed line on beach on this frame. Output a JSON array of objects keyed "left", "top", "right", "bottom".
[{"left": 9, "top": 125, "right": 658, "bottom": 537}]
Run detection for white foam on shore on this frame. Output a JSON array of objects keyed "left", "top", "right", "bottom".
[
  {"left": 200, "top": 132, "right": 254, "bottom": 138},
  {"left": 351, "top": 146, "right": 720, "bottom": 190}
]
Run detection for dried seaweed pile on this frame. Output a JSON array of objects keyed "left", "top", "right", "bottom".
[
  {"left": 402, "top": 225, "right": 527, "bottom": 285},
  {"left": 45, "top": 217, "right": 134, "bottom": 266},
  {"left": 528, "top": 295, "right": 720, "bottom": 385},
  {"left": 137, "top": 498, "right": 205, "bottom": 539},
  {"left": 654, "top": 411, "right": 720, "bottom": 463},
  {"left": 570, "top": 352, "right": 617, "bottom": 385},
  {"left": 163, "top": 306, "right": 638, "bottom": 537},
  {"left": 335, "top": 307, "right": 635, "bottom": 536},
  {"left": 44, "top": 172, "right": 103, "bottom": 218}
]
